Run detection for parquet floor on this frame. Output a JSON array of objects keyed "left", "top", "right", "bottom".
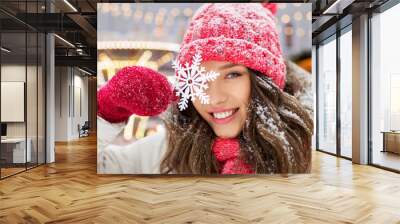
[
  {"left": 373, "top": 151, "right": 400, "bottom": 171},
  {"left": 1, "top": 167, "right": 26, "bottom": 178},
  {"left": 0, "top": 134, "right": 400, "bottom": 223}
]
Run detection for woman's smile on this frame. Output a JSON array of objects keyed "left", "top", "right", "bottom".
[{"left": 208, "top": 108, "right": 239, "bottom": 124}]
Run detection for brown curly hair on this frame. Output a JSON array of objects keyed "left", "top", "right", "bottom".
[{"left": 160, "top": 69, "right": 313, "bottom": 174}]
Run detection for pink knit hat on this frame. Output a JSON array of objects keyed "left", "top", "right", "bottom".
[{"left": 176, "top": 3, "right": 286, "bottom": 89}]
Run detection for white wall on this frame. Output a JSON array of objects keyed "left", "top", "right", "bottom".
[
  {"left": 73, "top": 70, "right": 89, "bottom": 139},
  {"left": 54, "top": 67, "right": 89, "bottom": 141},
  {"left": 1, "top": 65, "right": 26, "bottom": 140},
  {"left": 1, "top": 65, "right": 25, "bottom": 132},
  {"left": 1, "top": 65, "right": 38, "bottom": 138},
  {"left": 1, "top": 63, "right": 46, "bottom": 164},
  {"left": 55, "top": 66, "right": 69, "bottom": 141}
]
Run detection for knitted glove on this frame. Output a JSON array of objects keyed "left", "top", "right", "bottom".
[{"left": 97, "top": 66, "right": 176, "bottom": 123}]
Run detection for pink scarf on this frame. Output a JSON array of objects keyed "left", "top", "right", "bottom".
[{"left": 212, "top": 138, "right": 254, "bottom": 174}]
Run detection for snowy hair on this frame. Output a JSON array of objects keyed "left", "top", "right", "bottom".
[{"left": 161, "top": 69, "right": 313, "bottom": 174}]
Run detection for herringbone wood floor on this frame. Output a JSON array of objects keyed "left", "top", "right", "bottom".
[{"left": 0, "top": 134, "right": 400, "bottom": 224}]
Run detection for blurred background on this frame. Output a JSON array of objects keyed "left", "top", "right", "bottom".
[{"left": 97, "top": 3, "right": 312, "bottom": 141}]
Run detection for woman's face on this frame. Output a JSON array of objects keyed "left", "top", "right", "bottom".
[{"left": 192, "top": 61, "right": 251, "bottom": 138}]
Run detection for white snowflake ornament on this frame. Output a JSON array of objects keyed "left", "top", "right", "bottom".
[{"left": 172, "top": 52, "right": 220, "bottom": 111}]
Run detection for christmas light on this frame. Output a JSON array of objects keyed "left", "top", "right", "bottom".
[{"left": 97, "top": 41, "right": 179, "bottom": 52}]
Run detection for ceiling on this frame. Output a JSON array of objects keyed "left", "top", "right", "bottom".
[
  {"left": 0, "top": 0, "right": 395, "bottom": 74},
  {"left": 0, "top": 0, "right": 98, "bottom": 74},
  {"left": 311, "top": 0, "right": 391, "bottom": 44}
]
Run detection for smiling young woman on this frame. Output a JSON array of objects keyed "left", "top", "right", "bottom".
[
  {"left": 97, "top": 3, "right": 313, "bottom": 175},
  {"left": 161, "top": 62, "right": 313, "bottom": 174}
]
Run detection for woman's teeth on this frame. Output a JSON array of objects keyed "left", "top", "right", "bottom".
[{"left": 212, "top": 110, "right": 234, "bottom": 119}]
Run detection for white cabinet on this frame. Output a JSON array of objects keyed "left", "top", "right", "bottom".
[{"left": 1, "top": 138, "right": 32, "bottom": 163}]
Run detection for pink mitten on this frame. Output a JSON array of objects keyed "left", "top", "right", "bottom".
[{"left": 97, "top": 66, "right": 176, "bottom": 123}]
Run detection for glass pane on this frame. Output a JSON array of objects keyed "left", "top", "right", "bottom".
[
  {"left": 317, "top": 37, "right": 337, "bottom": 154},
  {"left": 371, "top": 4, "right": 400, "bottom": 171},
  {"left": 340, "top": 29, "right": 352, "bottom": 158},
  {"left": 1, "top": 30, "right": 27, "bottom": 177},
  {"left": 27, "top": 31, "right": 38, "bottom": 169},
  {"left": 38, "top": 32, "right": 45, "bottom": 165}
]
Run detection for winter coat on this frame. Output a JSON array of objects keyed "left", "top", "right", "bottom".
[{"left": 97, "top": 116, "right": 167, "bottom": 174}]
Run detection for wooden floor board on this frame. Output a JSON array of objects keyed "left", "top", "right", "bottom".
[{"left": 0, "top": 134, "right": 399, "bottom": 223}]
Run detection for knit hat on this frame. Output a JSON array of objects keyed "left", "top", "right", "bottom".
[{"left": 176, "top": 3, "right": 286, "bottom": 89}]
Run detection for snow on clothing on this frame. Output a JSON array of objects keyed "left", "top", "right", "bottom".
[
  {"left": 97, "top": 66, "right": 176, "bottom": 123},
  {"left": 97, "top": 116, "right": 167, "bottom": 174},
  {"left": 176, "top": 3, "right": 286, "bottom": 89},
  {"left": 97, "top": 118, "right": 253, "bottom": 174},
  {"left": 97, "top": 61, "right": 313, "bottom": 174}
]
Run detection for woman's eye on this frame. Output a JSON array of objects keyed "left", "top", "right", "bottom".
[{"left": 225, "top": 72, "right": 242, "bottom": 79}]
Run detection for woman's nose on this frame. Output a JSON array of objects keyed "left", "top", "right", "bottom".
[{"left": 206, "top": 80, "right": 228, "bottom": 106}]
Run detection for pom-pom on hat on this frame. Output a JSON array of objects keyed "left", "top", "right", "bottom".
[{"left": 176, "top": 3, "right": 286, "bottom": 89}]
